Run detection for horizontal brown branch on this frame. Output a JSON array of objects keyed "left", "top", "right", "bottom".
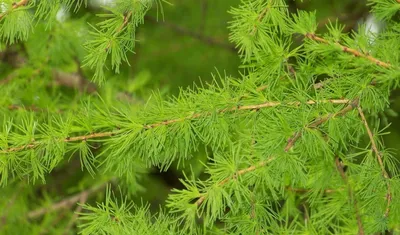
[
  {"left": 2, "top": 131, "right": 117, "bottom": 153},
  {"left": 1, "top": 98, "right": 350, "bottom": 154}
]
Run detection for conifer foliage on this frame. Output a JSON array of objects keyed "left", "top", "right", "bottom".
[{"left": 1, "top": 0, "right": 400, "bottom": 234}]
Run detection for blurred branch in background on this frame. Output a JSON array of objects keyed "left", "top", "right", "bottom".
[{"left": 145, "top": 16, "right": 236, "bottom": 52}]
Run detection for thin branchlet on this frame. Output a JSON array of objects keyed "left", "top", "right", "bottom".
[
  {"left": 357, "top": 107, "right": 392, "bottom": 218},
  {"left": 305, "top": 33, "right": 391, "bottom": 68},
  {"left": 105, "top": 11, "right": 133, "bottom": 52},
  {"left": 284, "top": 99, "right": 359, "bottom": 151},
  {"left": 0, "top": 0, "right": 29, "bottom": 20},
  {"left": 335, "top": 157, "right": 365, "bottom": 235},
  {"left": 195, "top": 157, "right": 275, "bottom": 206},
  {"left": 250, "top": 5, "right": 270, "bottom": 35}
]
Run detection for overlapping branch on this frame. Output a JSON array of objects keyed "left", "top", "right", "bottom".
[
  {"left": 357, "top": 107, "right": 392, "bottom": 218},
  {"left": 335, "top": 157, "right": 364, "bottom": 235},
  {"left": 193, "top": 99, "right": 358, "bottom": 207},
  {"left": 284, "top": 99, "right": 359, "bottom": 151},
  {"left": 1, "top": 98, "right": 350, "bottom": 154},
  {"left": 194, "top": 168, "right": 345, "bottom": 207}
]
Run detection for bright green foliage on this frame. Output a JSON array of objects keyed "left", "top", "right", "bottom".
[
  {"left": 368, "top": 0, "right": 400, "bottom": 20},
  {"left": 1, "top": 0, "right": 400, "bottom": 234},
  {"left": 83, "top": 0, "right": 165, "bottom": 83},
  {"left": 78, "top": 187, "right": 183, "bottom": 235},
  {"left": 1, "top": 5, "right": 33, "bottom": 43}
]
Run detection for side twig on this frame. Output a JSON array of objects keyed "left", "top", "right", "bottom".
[
  {"left": 0, "top": 0, "right": 29, "bottom": 20},
  {"left": 193, "top": 100, "right": 358, "bottom": 207},
  {"left": 195, "top": 157, "right": 275, "bottom": 206},
  {"left": 305, "top": 33, "right": 391, "bottom": 68},
  {"left": 357, "top": 107, "right": 391, "bottom": 217},
  {"left": 7, "top": 104, "right": 43, "bottom": 112},
  {"left": 250, "top": 5, "right": 270, "bottom": 36},
  {"left": 284, "top": 99, "right": 359, "bottom": 151},
  {"left": 2, "top": 131, "right": 117, "bottom": 153},
  {"left": 105, "top": 12, "right": 132, "bottom": 51}
]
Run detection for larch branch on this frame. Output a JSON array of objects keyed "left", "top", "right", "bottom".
[
  {"left": 1, "top": 98, "right": 350, "bottom": 154},
  {"left": 305, "top": 33, "right": 391, "bottom": 68},
  {"left": 357, "top": 107, "right": 391, "bottom": 218},
  {"left": 193, "top": 158, "right": 343, "bottom": 208}
]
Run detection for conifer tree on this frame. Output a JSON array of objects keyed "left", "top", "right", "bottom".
[{"left": 1, "top": 0, "right": 400, "bottom": 234}]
